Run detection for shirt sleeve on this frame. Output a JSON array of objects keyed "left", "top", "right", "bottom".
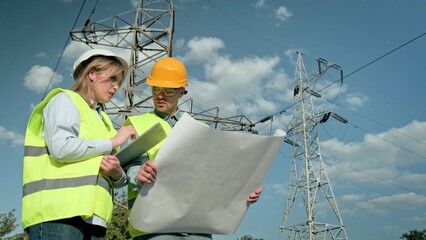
[
  {"left": 110, "top": 169, "right": 128, "bottom": 189},
  {"left": 43, "top": 92, "right": 113, "bottom": 162},
  {"left": 125, "top": 153, "right": 149, "bottom": 192}
]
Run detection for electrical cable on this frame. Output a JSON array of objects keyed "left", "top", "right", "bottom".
[
  {"left": 264, "top": 31, "right": 426, "bottom": 122},
  {"left": 204, "top": 0, "right": 282, "bottom": 49},
  {"left": 347, "top": 120, "right": 426, "bottom": 160},
  {"left": 201, "top": 1, "right": 426, "bottom": 146},
  {"left": 266, "top": 30, "right": 426, "bottom": 136},
  {"left": 314, "top": 31, "right": 426, "bottom": 100},
  {"left": 41, "top": 0, "right": 99, "bottom": 99},
  {"left": 319, "top": 121, "right": 348, "bottom": 141},
  {"left": 327, "top": 100, "right": 426, "bottom": 147},
  {"left": 322, "top": 155, "right": 422, "bottom": 196}
]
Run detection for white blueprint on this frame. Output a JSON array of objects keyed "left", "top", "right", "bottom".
[{"left": 129, "top": 113, "right": 284, "bottom": 234}]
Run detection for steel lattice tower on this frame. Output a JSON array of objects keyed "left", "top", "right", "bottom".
[
  {"left": 69, "top": 0, "right": 255, "bottom": 132},
  {"left": 279, "top": 52, "right": 348, "bottom": 240},
  {"left": 70, "top": 0, "right": 175, "bottom": 126}
]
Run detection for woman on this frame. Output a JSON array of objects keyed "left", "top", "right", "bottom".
[{"left": 22, "top": 48, "right": 137, "bottom": 239}]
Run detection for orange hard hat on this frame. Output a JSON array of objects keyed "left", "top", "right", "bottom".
[{"left": 146, "top": 57, "right": 187, "bottom": 88}]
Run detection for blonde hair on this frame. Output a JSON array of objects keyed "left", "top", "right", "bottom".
[{"left": 71, "top": 56, "right": 126, "bottom": 108}]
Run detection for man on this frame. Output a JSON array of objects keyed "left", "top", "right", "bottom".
[{"left": 124, "top": 57, "right": 262, "bottom": 240}]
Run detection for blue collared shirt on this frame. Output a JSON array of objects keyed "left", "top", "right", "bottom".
[{"left": 126, "top": 109, "right": 182, "bottom": 195}]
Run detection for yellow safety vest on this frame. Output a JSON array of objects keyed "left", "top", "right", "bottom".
[
  {"left": 22, "top": 88, "right": 117, "bottom": 229},
  {"left": 123, "top": 112, "right": 172, "bottom": 237}
]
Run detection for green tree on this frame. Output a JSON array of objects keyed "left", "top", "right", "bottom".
[
  {"left": 3, "top": 232, "right": 27, "bottom": 240},
  {"left": 0, "top": 194, "right": 133, "bottom": 240},
  {"left": 0, "top": 209, "right": 18, "bottom": 239},
  {"left": 238, "top": 234, "right": 264, "bottom": 240},
  {"left": 106, "top": 191, "right": 131, "bottom": 240},
  {"left": 401, "top": 228, "right": 426, "bottom": 240}
]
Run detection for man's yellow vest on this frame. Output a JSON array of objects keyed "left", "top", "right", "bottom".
[
  {"left": 123, "top": 112, "right": 172, "bottom": 237},
  {"left": 22, "top": 88, "right": 117, "bottom": 229}
]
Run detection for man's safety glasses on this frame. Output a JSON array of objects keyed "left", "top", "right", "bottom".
[{"left": 152, "top": 87, "right": 180, "bottom": 97}]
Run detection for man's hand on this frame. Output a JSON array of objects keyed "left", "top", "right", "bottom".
[
  {"left": 137, "top": 160, "right": 158, "bottom": 184},
  {"left": 247, "top": 186, "right": 263, "bottom": 204}
]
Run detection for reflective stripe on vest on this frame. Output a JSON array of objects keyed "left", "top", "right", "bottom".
[
  {"left": 22, "top": 88, "right": 117, "bottom": 229},
  {"left": 22, "top": 175, "right": 110, "bottom": 197}
]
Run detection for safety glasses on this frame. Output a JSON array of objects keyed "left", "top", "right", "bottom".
[{"left": 152, "top": 87, "right": 180, "bottom": 97}]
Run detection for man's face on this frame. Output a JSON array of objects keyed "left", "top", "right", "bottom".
[{"left": 152, "top": 87, "right": 184, "bottom": 115}]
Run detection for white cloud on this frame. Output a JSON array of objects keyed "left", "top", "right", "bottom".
[
  {"left": 275, "top": 6, "right": 292, "bottom": 22},
  {"left": 273, "top": 128, "right": 287, "bottom": 137},
  {"left": 198, "top": 55, "right": 283, "bottom": 116},
  {"left": 175, "top": 38, "right": 186, "bottom": 49},
  {"left": 403, "top": 212, "right": 426, "bottom": 223},
  {"left": 341, "top": 194, "right": 365, "bottom": 202},
  {"left": 321, "top": 120, "right": 426, "bottom": 189},
  {"left": 267, "top": 183, "right": 286, "bottom": 195},
  {"left": 36, "top": 52, "right": 47, "bottom": 58},
  {"left": 399, "top": 172, "right": 426, "bottom": 189},
  {"left": 356, "top": 192, "right": 426, "bottom": 216},
  {"left": 344, "top": 92, "right": 369, "bottom": 110},
  {"left": 177, "top": 36, "right": 294, "bottom": 122},
  {"left": 0, "top": 126, "right": 24, "bottom": 147},
  {"left": 62, "top": 41, "right": 92, "bottom": 65},
  {"left": 255, "top": 0, "right": 266, "bottom": 8},
  {"left": 23, "top": 65, "right": 64, "bottom": 94},
  {"left": 181, "top": 36, "right": 225, "bottom": 63}
]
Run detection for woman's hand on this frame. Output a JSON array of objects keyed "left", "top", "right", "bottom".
[
  {"left": 100, "top": 155, "right": 124, "bottom": 181},
  {"left": 111, "top": 125, "right": 137, "bottom": 148}
]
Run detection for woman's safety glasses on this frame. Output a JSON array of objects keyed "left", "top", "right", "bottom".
[{"left": 152, "top": 87, "right": 180, "bottom": 97}]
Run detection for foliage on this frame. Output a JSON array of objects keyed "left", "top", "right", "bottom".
[
  {"left": 401, "top": 229, "right": 426, "bottom": 240},
  {"left": 1, "top": 195, "right": 265, "bottom": 240},
  {"left": 0, "top": 192, "right": 133, "bottom": 240},
  {"left": 106, "top": 190, "right": 132, "bottom": 240},
  {"left": 3, "top": 233, "right": 27, "bottom": 240},
  {"left": 237, "top": 234, "right": 264, "bottom": 240},
  {"left": 0, "top": 209, "right": 18, "bottom": 239}
]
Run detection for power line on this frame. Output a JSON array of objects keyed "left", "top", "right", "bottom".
[
  {"left": 316, "top": 31, "right": 426, "bottom": 98},
  {"left": 276, "top": 146, "right": 423, "bottom": 196},
  {"left": 204, "top": 0, "right": 282, "bottom": 49},
  {"left": 326, "top": 100, "right": 426, "bottom": 147},
  {"left": 262, "top": 30, "right": 426, "bottom": 136},
  {"left": 346, "top": 120, "right": 426, "bottom": 160},
  {"left": 42, "top": 0, "right": 99, "bottom": 99},
  {"left": 325, "top": 156, "right": 423, "bottom": 196}
]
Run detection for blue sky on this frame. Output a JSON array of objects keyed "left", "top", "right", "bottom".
[{"left": 1, "top": 0, "right": 426, "bottom": 239}]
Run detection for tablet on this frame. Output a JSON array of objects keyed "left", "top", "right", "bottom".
[{"left": 115, "top": 123, "right": 167, "bottom": 167}]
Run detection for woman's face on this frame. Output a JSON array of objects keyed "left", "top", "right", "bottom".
[{"left": 89, "top": 67, "right": 123, "bottom": 104}]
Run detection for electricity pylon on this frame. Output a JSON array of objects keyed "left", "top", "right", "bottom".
[
  {"left": 70, "top": 0, "right": 174, "bottom": 125},
  {"left": 69, "top": 0, "right": 255, "bottom": 132},
  {"left": 279, "top": 52, "right": 348, "bottom": 240}
]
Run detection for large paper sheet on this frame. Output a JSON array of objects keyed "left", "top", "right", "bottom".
[{"left": 129, "top": 113, "right": 284, "bottom": 234}]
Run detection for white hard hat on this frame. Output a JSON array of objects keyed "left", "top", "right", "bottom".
[{"left": 72, "top": 48, "right": 129, "bottom": 80}]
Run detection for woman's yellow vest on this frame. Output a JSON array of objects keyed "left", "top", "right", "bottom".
[
  {"left": 123, "top": 112, "right": 172, "bottom": 237},
  {"left": 22, "top": 88, "right": 117, "bottom": 229}
]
